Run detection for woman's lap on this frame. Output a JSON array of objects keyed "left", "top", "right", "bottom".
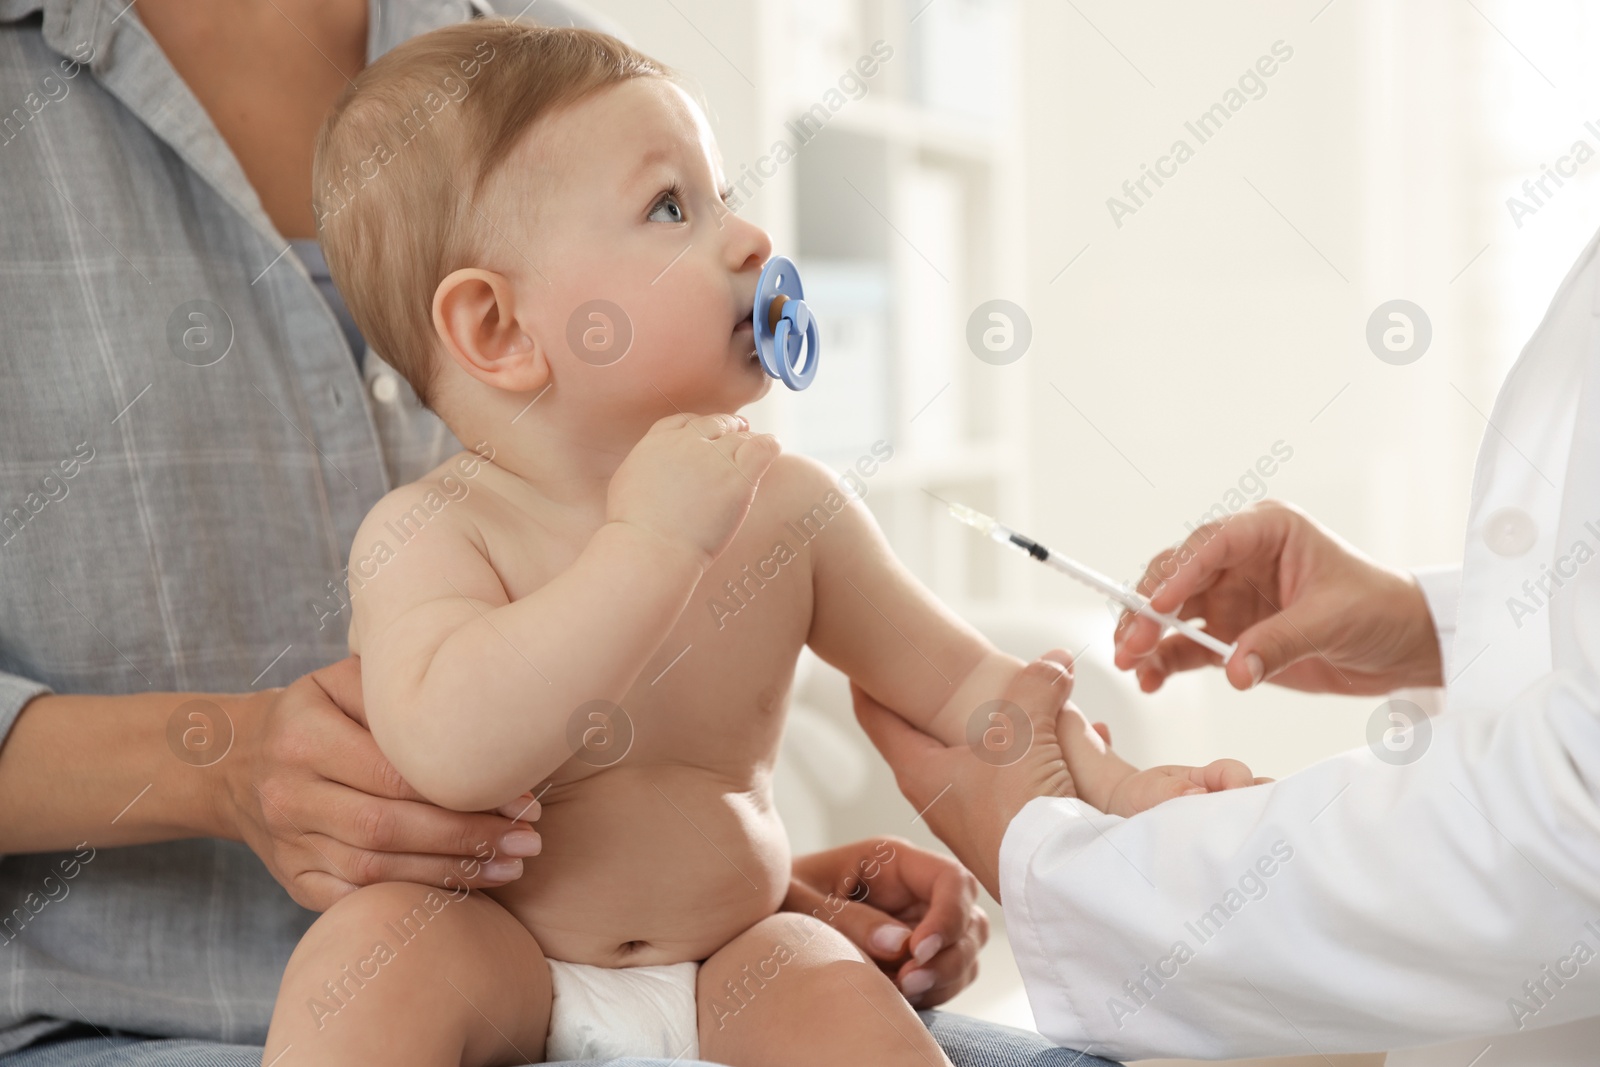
[{"left": 1, "top": 1013, "right": 1121, "bottom": 1066}]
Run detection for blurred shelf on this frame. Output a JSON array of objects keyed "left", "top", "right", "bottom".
[{"left": 781, "top": 95, "right": 1009, "bottom": 162}]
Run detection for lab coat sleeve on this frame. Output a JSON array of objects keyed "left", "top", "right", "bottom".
[
  {"left": 1413, "top": 565, "right": 1463, "bottom": 681},
  {"left": 999, "top": 668, "right": 1600, "bottom": 1061}
]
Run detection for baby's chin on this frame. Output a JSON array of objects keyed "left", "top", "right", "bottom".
[{"left": 694, "top": 357, "right": 771, "bottom": 413}]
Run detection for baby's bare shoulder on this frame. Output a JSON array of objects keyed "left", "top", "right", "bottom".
[
  {"left": 347, "top": 450, "right": 508, "bottom": 653},
  {"left": 758, "top": 446, "right": 895, "bottom": 525},
  {"left": 353, "top": 449, "right": 499, "bottom": 554},
  {"left": 760, "top": 451, "right": 846, "bottom": 510}
]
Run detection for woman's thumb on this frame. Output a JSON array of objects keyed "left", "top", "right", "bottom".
[{"left": 1228, "top": 610, "right": 1318, "bottom": 689}]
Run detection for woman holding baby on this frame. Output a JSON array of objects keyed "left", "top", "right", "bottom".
[{"left": 0, "top": 1, "right": 1099, "bottom": 1065}]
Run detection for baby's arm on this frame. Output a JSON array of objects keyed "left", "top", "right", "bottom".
[
  {"left": 800, "top": 457, "right": 1253, "bottom": 813},
  {"left": 352, "top": 417, "right": 777, "bottom": 812}
]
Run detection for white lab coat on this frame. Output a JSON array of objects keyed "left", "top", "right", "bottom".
[{"left": 999, "top": 224, "right": 1600, "bottom": 1065}]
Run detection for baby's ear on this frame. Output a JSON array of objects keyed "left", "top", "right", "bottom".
[{"left": 432, "top": 268, "right": 550, "bottom": 394}]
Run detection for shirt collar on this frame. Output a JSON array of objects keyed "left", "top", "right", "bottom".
[{"left": 0, "top": 0, "right": 480, "bottom": 246}]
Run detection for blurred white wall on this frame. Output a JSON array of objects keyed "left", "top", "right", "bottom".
[
  {"left": 581, "top": 0, "right": 1600, "bottom": 779},
  {"left": 1021, "top": 0, "right": 1600, "bottom": 777}
]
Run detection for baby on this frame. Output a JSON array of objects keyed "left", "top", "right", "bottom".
[{"left": 262, "top": 21, "right": 1258, "bottom": 1067}]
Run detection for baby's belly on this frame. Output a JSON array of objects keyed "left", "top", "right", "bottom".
[{"left": 484, "top": 763, "right": 791, "bottom": 968}]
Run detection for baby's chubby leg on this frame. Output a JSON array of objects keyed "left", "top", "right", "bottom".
[
  {"left": 263, "top": 882, "right": 552, "bottom": 1067},
  {"left": 697, "top": 913, "right": 953, "bottom": 1067}
]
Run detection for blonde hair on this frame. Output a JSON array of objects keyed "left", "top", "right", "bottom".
[{"left": 312, "top": 21, "right": 670, "bottom": 407}]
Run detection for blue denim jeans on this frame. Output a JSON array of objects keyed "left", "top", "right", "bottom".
[{"left": 1, "top": 1013, "right": 1121, "bottom": 1066}]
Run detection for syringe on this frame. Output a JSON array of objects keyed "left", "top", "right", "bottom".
[{"left": 946, "top": 502, "right": 1238, "bottom": 662}]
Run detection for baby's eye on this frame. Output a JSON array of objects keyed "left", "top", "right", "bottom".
[{"left": 648, "top": 189, "right": 686, "bottom": 224}]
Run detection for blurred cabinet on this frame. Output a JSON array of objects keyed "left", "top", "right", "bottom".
[{"left": 768, "top": 0, "right": 1028, "bottom": 610}]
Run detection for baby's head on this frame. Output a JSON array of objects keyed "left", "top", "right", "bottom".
[{"left": 313, "top": 21, "right": 774, "bottom": 444}]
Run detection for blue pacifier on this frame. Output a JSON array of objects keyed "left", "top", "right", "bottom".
[{"left": 752, "top": 255, "right": 819, "bottom": 390}]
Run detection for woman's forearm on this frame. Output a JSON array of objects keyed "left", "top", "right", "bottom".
[{"left": 0, "top": 689, "right": 241, "bottom": 853}]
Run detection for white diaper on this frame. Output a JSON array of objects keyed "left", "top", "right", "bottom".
[{"left": 544, "top": 958, "right": 700, "bottom": 1062}]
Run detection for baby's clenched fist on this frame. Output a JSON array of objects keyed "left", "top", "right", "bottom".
[{"left": 607, "top": 412, "right": 781, "bottom": 571}]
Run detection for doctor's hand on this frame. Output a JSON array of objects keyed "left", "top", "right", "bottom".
[
  {"left": 853, "top": 653, "right": 1086, "bottom": 903},
  {"left": 1114, "top": 499, "right": 1443, "bottom": 694},
  {"left": 785, "top": 837, "right": 989, "bottom": 1008}
]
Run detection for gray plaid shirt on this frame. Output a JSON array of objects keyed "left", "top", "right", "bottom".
[{"left": 0, "top": 0, "right": 618, "bottom": 1051}]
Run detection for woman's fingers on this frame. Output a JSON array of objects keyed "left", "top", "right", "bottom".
[
  {"left": 895, "top": 917, "right": 986, "bottom": 1008},
  {"left": 296, "top": 832, "right": 528, "bottom": 894},
  {"left": 785, "top": 837, "right": 992, "bottom": 1007},
  {"left": 851, "top": 682, "right": 952, "bottom": 806},
  {"left": 495, "top": 792, "right": 541, "bottom": 821},
  {"left": 240, "top": 662, "right": 555, "bottom": 911},
  {"left": 899, "top": 857, "right": 981, "bottom": 969},
  {"left": 849, "top": 841, "right": 990, "bottom": 1005},
  {"left": 310, "top": 693, "right": 541, "bottom": 823},
  {"left": 308, "top": 655, "right": 367, "bottom": 726},
  {"left": 310, "top": 786, "right": 540, "bottom": 864}
]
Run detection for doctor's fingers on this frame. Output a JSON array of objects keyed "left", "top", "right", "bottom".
[
  {"left": 1114, "top": 548, "right": 1188, "bottom": 658},
  {"left": 1142, "top": 505, "right": 1301, "bottom": 616},
  {"left": 1113, "top": 595, "right": 1211, "bottom": 669},
  {"left": 1131, "top": 632, "right": 1224, "bottom": 692}
]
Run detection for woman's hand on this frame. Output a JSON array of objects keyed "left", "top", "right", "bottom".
[
  {"left": 785, "top": 837, "right": 990, "bottom": 1009},
  {"left": 217, "top": 657, "right": 542, "bottom": 911},
  {"left": 852, "top": 653, "right": 1084, "bottom": 902},
  {"left": 1114, "top": 499, "right": 1443, "bottom": 695}
]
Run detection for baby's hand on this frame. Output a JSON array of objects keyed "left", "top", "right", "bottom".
[
  {"left": 1103, "top": 759, "right": 1266, "bottom": 818},
  {"left": 607, "top": 412, "right": 781, "bottom": 569},
  {"left": 1056, "top": 707, "right": 1269, "bottom": 817}
]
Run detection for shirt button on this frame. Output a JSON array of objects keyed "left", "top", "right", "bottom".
[
  {"left": 1482, "top": 506, "right": 1537, "bottom": 556},
  {"left": 371, "top": 374, "right": 400, "bottom": 404}
]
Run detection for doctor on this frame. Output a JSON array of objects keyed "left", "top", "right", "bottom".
[{"left": 854, "top": 226, "right": 1600, "bottom": 1065}]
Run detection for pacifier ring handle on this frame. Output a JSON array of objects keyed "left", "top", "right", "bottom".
[{"left": 753, "top": 254, "right": 819, "bottom": 391}]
